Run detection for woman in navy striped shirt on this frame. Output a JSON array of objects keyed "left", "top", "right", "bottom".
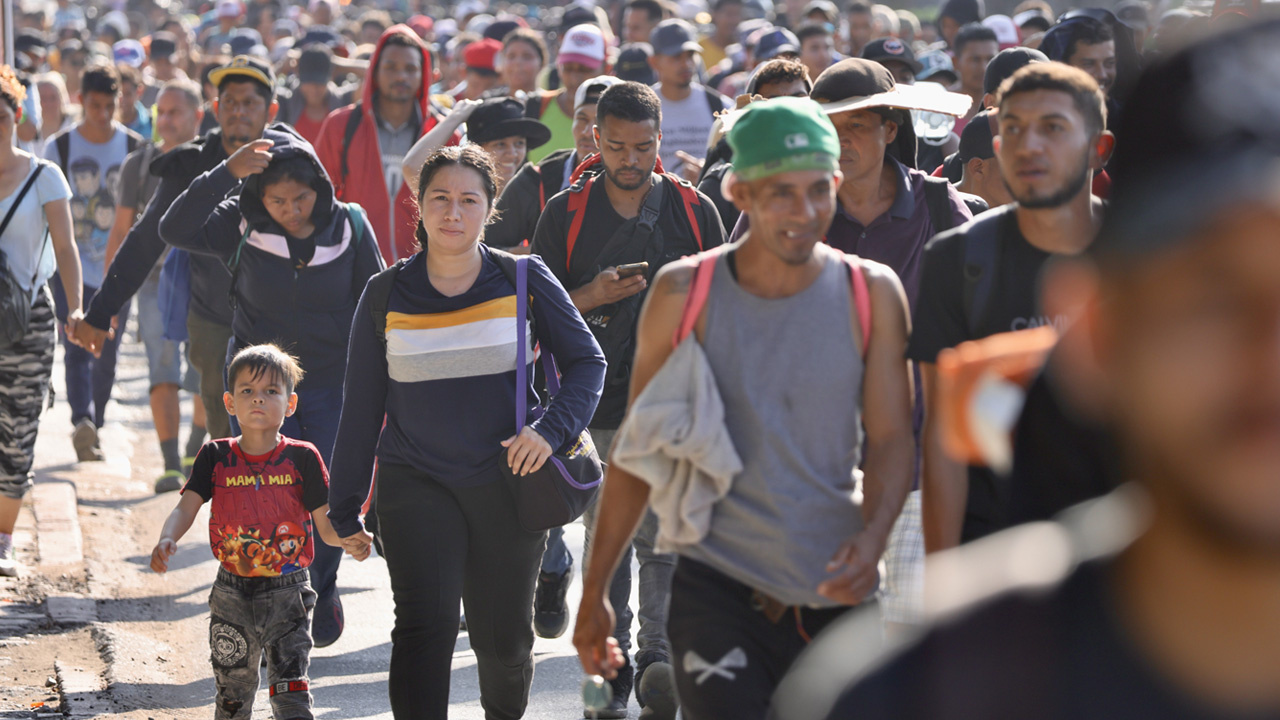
[{"left": 328, "top": 145, "right": 605, "bottom": 719}]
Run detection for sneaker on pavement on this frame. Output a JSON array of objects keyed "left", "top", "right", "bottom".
[
  {"left": 533, "top": 565, "right": 573, "bottom": 639},
  {"left": 312, "top": 591, "right": 344, "bottom": 648},
  {"left": 154, "top": 470, "right": 186, "bottom": 494},
  {"left": 587, "top": 658, "right": 631, "bottom": 719},
  {"left": 0, "top": 536, "right": 18, "bottom": 578},
  {"left": 71, "top": 419, "right": 104, "bottom": 462},
  {"left": 637, "top": 661, "right": 678, "bottom": 720}
]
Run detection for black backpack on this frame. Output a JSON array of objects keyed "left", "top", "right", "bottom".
[{"left": 0, "top": 162, "right": 49, "bottom": 349}]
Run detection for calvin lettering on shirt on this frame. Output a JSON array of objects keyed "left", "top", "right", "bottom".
[{"left": 182, "top": 437, "right": 330, "bottom": 578}]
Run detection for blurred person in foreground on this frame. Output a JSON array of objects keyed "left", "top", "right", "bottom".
[{"left": 778, "top": 20, "right": 1280, "bottom": 720}]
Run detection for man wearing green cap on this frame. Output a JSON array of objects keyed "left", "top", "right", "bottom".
[{"left": 574, "top": 97, "right": 914, "bottom": 720}]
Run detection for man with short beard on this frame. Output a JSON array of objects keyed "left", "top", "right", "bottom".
[
  {"left": 909, "top": 63, "right": 1113, "bottom": 554},
  {"left": 532, "top": 81, "right": 726, "bottom": 719}
]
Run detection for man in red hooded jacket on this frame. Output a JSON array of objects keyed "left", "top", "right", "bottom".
[{"left": 316, "top": 25, "right": 454, "bottom": 263}]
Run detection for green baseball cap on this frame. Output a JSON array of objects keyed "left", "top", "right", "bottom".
[{"left": 726, "top": 97, "right": 841, "bottom": 182}]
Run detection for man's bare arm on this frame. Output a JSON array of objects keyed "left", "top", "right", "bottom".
[
  {"left": 921, "top": 362, "right": 968, "bottom": 553},
  {"left": 574, "top": 261, "right": 694, "bottom": 675}
]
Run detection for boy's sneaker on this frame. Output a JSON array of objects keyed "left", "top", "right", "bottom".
[
  {"left": 312, "top": 591, "right": 344, "bottom": 648},
  {"left": 154, "top": 470, "right": 186, "bottom": 494},
  {"left": 586, "top": 658, "right": 631, "bottom": 719},
  {"left": 0, "top": 535, "right": 18, "bottom": 577},
  {"left": 72, "top": 419, "right": 104, "bottom": 462},
  {"left": 637, "top": 661, "right": 678, "bottom": 720},
  {"left": 533, "top": 565, "right": 573, "bottom": 639}
]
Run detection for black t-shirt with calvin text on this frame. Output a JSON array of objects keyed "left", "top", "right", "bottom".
[
  {"left": 531, "top": 175, "right": 726, "bottom": 428},
  {"left": 906, "top": 205, "right": 1072, "bottom": 542},
  {"left": 827, "top": 559, "right": 1280, "bottom": 720}
]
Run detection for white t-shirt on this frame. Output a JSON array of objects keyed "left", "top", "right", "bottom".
[
  {"left": 44, "top": 124, "right": 133, "bottom": 287},
  {"left": 654, "top": 83, "right": 726, "bottom": 175},
  {"left": 0, "top": 155, "right": 73, "bottom": 304}
]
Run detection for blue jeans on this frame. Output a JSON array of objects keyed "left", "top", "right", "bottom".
[
  {"left": 52, "top": 278, "right": 131, "bottom": 428},
  {"left": 541, "top": 527, "right": 573, "bottom": 576}
]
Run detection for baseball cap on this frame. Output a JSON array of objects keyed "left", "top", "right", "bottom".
[
  {"left": 216, "top": 0, "right": 244, "bottom": 19},
  {"left": 298, "top": 25, "right": 343, "bottom": 50},
  {"left": 209, "top": 55, "right": 276, "bottom": 94},
  {"left": 560, "top": 3, "right": 599, "bottom": 32},
  {"left": 15, "top": 29, "right": 48, "bottom": 57},
  {"left": 113, "top": 39, "right": 145, "bottom": 68},
  {"left": 273, "top": 19, "right": 299, "bottom": 38},
  {"left": 616, "top": 43, "right": 657, "bottom": 84},
  {"left": 484, "top": 19, "right": 525, "bottom": 42},
  {"left": 940, "top": 0, "right": 985, "bottom": 24},
  {"left": 297, "top": 45, "right": 333, "bottom": 84},
  {"left": 574, "top": 75, "right": 624, "bottom": 110},
  {"left": 227, "top": 29, "right": 267, "bottom": 58},
  {"left": 465, "top": 38, "right": 502, "bottom": 75},
  {"left": 407, "top": 15, "right": 434, "bottom": 38},
  {"left": 811, "top": 58, "right": 972, "bottom": 117},
  {"left": 861, "top": 37, "right": 923, "bottom": 75},
  {"left": 755, "top": 28, "right": 801, "bottom": 61},
  {"left": 1013, "top": 8, "right": 1053, "bottom": 33},
  {"left": 957, "top": 109, "right": 995, "bottom": 161},
  {"left": 982, "top": 47, "right": 1047, "bottom": 95},
  {"left": 982, "top": 14, "right": 1020, "bottom": 48},
  {"left": 650, "top": 19, "right": 702, "bottom": 57},
  {"left": 559, "top": 24, "right": 606, "bottom": 69},
  {"left": 1095, "top": 19, "right": 1280, "bottom": 260},
  {"left": 917, "top": 48, "right": 957, "bottom": 83},
  {"left": 727, "top": 97, "right": 840, "bottom": 182}
]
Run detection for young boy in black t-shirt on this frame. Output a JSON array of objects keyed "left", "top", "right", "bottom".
[{"left": 150, "top": 344, "right": 371, "bottom": 720}]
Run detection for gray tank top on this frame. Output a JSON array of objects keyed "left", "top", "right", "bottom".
[{"left": 682, "top": 248, "right": 870, "bottom": 607}]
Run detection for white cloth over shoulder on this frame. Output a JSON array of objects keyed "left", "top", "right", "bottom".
[{"left": 611, "top": 333, "right": 742, "bottom": 553}]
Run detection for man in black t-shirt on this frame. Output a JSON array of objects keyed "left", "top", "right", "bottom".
[
  {"left": 774, "top": 24, "right": 1280, "bottom": 719},
  {"left": 531, "top": 81, "right": 725, "bottom": 719},
  {"left": 908, "top": 63, "right": 1113, "bottom": 552}
]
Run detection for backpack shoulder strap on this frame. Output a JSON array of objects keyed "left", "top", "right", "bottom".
[
  {"left": 673, "top": 254, "right": 719, "bottom": 348},
  {"left": 339, "top": 104, "right": 364, "bottom": 187},
  {"left": 704, "top": 86, "right": 727, "bottom": 121},
  {"left": 55, "top": 132, "right": 70, "bottom": 175},
  {"left": 125, "top": 129, "right": 141, "bottom": 154},
  {"left": 961, "top": 210, "right": 1006, "bottom": 334},
  {"left": 369, "top": 258, "right": 409, "bottom": 349},
  {"left": 665, "top": 174, "right": 704, "bottom": 251},
  {"left": 844, "top": 256, "right": 872, "bottom": 358},
  {"left": 922, "top": 175, "right": 957, "bottom": 236},
  {"left": 345, "top": 202, "right": 367, "bottom": 245},
  {"left": 565, "top": 175, "right": 596, "bottom": 274}
]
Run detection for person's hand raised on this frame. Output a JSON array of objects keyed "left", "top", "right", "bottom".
[{"left": 226, "top": 138, "right": 274, "bottom": 179}]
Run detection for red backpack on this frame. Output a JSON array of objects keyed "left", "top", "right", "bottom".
[{"left": 561, "top": 154, "right": 706, "bottom": 275}]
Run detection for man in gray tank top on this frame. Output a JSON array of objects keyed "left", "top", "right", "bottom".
[{"left": 574, "top": 97, "right": 915, "bottom": 719}]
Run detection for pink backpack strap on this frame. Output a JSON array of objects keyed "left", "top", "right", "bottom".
[
  {"left": 845, "top": 256, "right": 872, "bottom": 358},
  {"left": 673, "top": 255, "right": 718, "bottom": 348}
]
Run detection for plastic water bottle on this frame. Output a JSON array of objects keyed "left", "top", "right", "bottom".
[{"left": 582, "top": 674, "right": 613, "bottom": 719}]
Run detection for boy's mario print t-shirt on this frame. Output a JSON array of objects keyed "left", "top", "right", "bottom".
[{"left": 183, "top": 437, "right": 329, "bottom": 578}]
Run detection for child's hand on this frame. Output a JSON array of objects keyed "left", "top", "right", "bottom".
[
  {"left": 151, "top": 538, "right": 178, "bottom": 573},
  {"left": 340, "top": 529, "right": 374, "bottom": 562}
]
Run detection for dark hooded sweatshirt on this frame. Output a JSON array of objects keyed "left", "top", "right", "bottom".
[
  {"left": 159, "top": 126, "right": 385, "bottom": 389},
  {"left": 85, "top": 128, "right": 243, "bottom": 330}
]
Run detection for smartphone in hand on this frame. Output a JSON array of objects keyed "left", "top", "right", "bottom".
[{"left": 616, "top": 262, "right": 649, "bottom": 278}]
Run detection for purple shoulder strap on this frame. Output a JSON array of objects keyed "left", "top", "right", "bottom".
[{"left": 513, "top": 257, "right": 561, "bottom": 433}]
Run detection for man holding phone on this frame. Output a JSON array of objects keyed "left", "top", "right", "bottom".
[{"left": 532, "top": 82, "right": 726, "bottom": 719}]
